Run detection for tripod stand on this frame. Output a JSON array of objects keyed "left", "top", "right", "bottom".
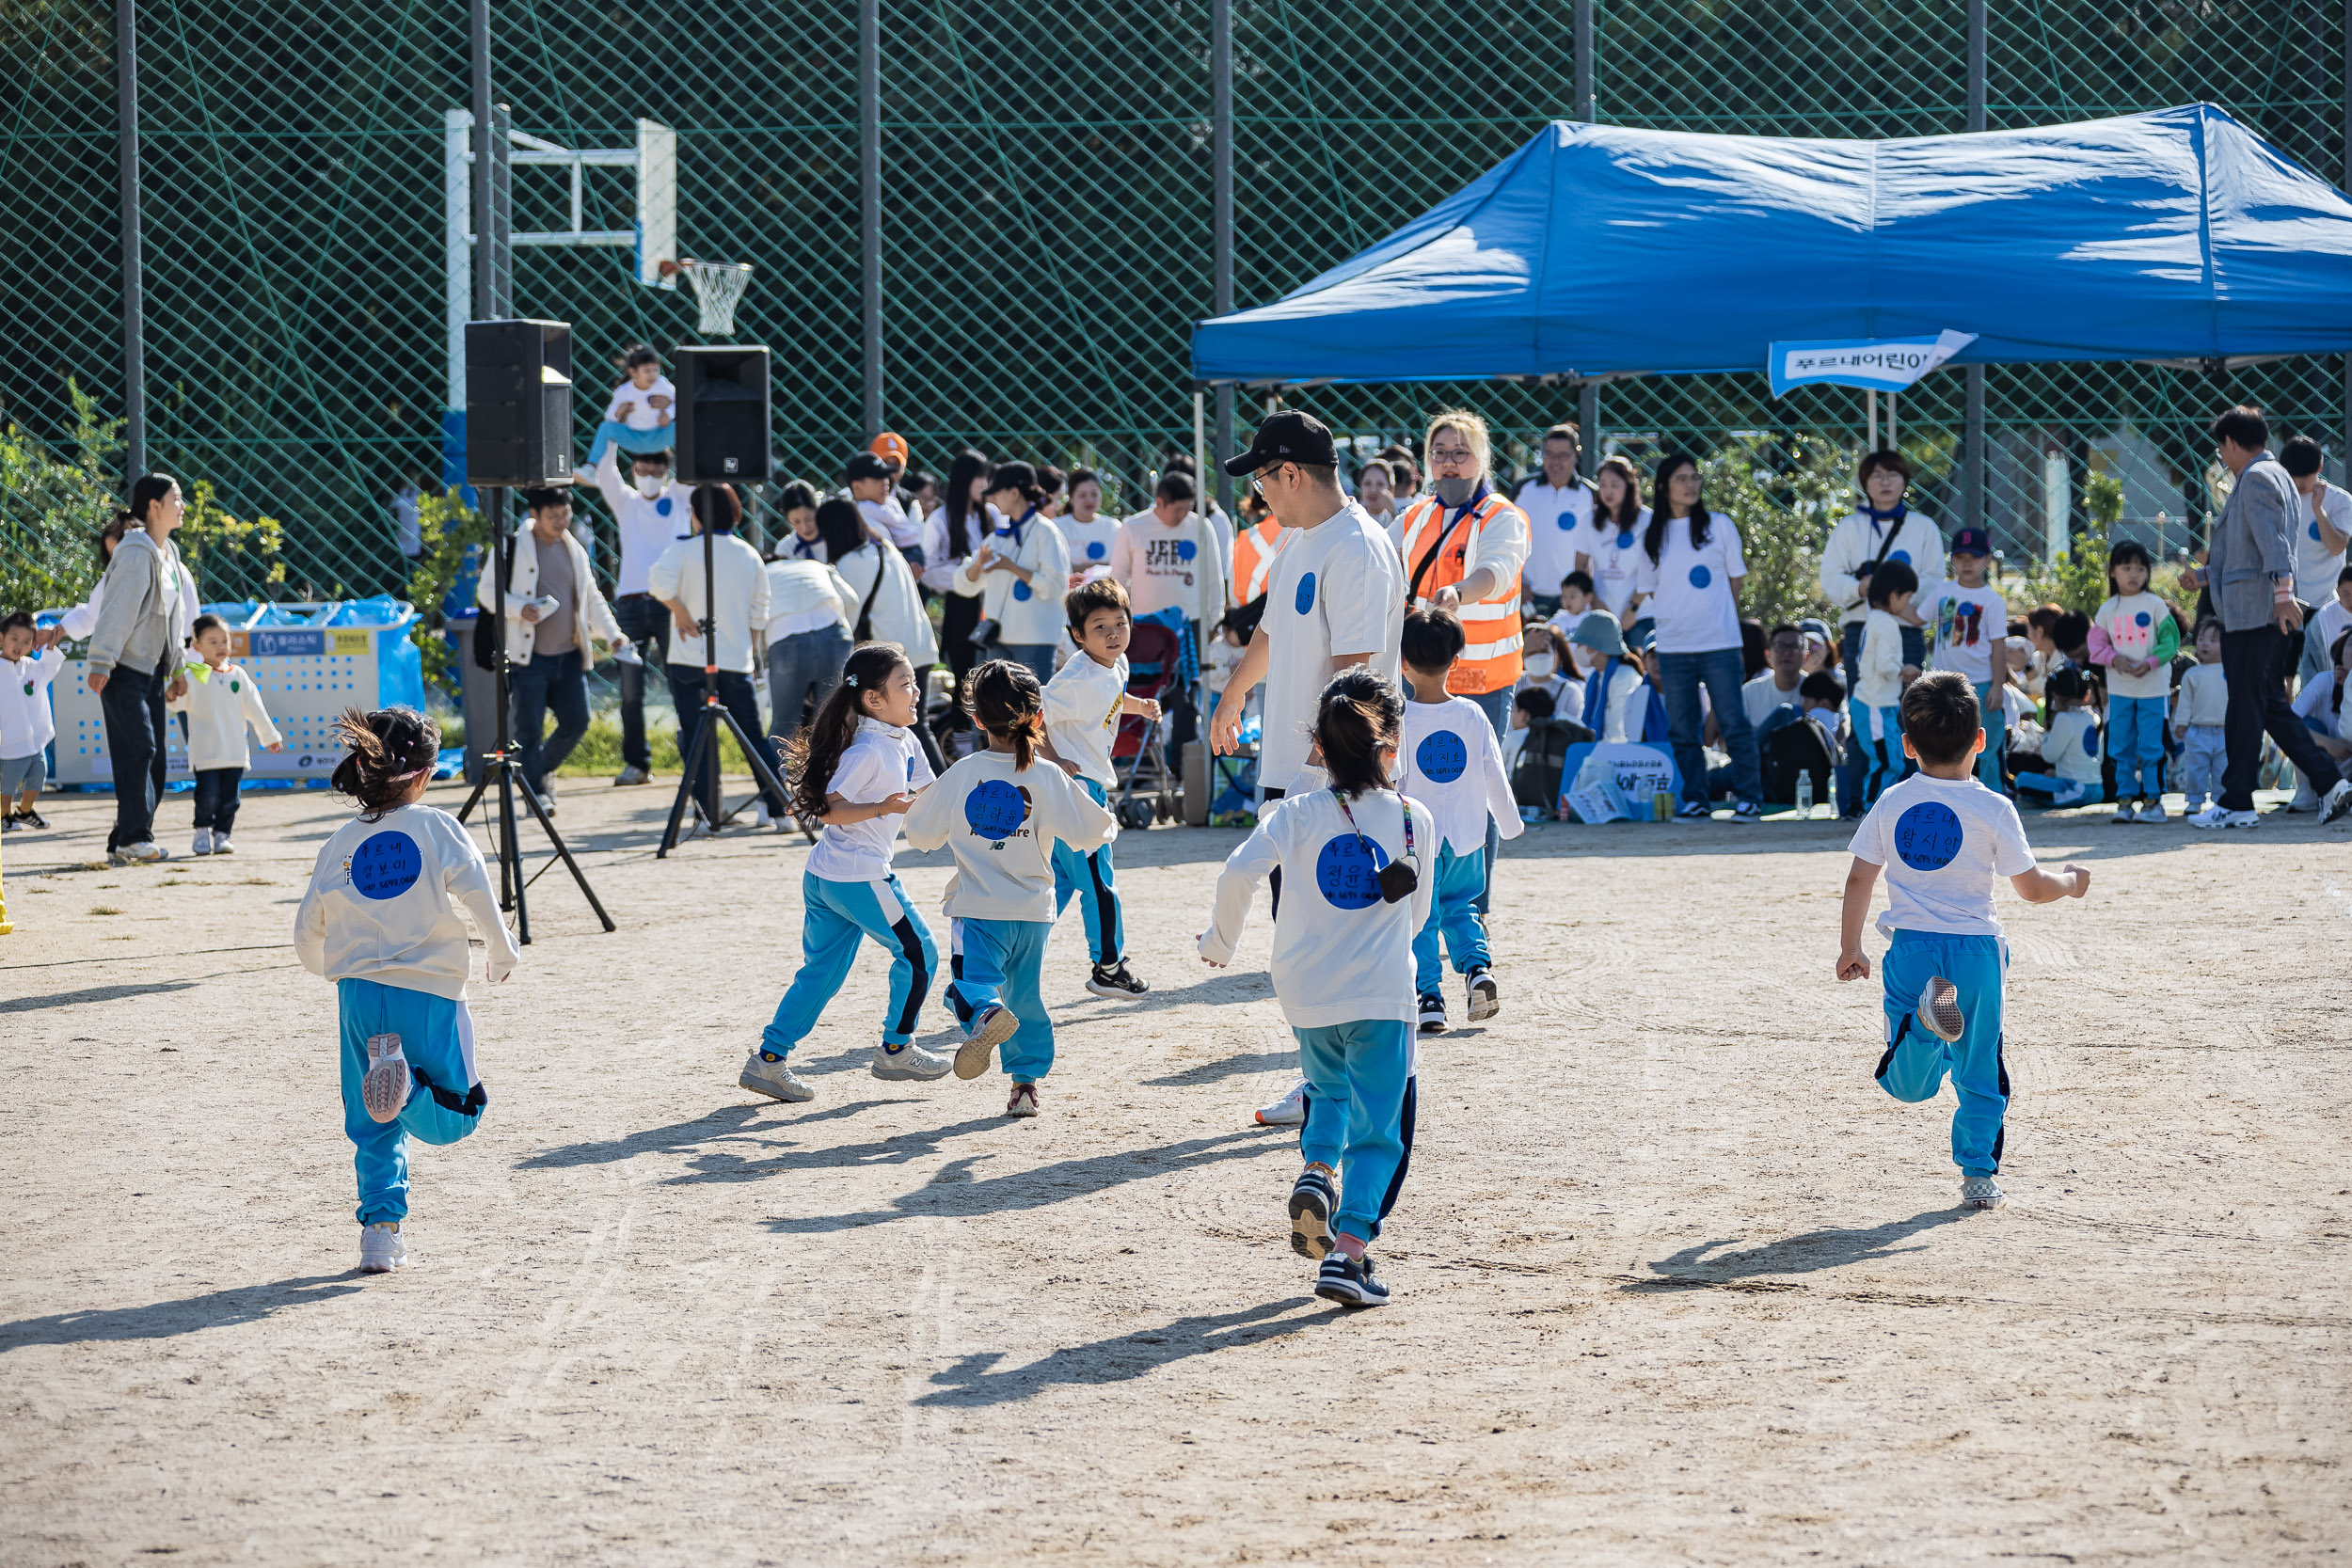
[
  {"left": 657, "top": 502, "right": 794, "bottom": 856},
  {"left": 454, "top": 484, "right": 617, "bottom": 943}
]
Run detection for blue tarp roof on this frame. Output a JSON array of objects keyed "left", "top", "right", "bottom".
[{"left": 1189, "top": 104, "right": 2352, "bottom": 386}]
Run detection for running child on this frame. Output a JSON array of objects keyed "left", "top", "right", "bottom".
[
  {"left": 2088, "top": 540, "right": 2180, "bottom": 822},
  {"left": 902, "top": 659, "right": 1118, "bottom": 1117},
  {"left": 1852, "top": 558, "right": 1922, "bottom": 808},
  {"left": 1397, "top": 607, "right": 1520, "bottom": 1033},
  {"left": 0, "top": 610, "right": 62, "bottom": 831},
  {"left": 1837, "top": 671, "right": 2090, "bottom": 1211},
  {"left": 1200, "top": 668, "right": 1436, "bottom": 1307},
  {"left": 1042, "top": 578, "right": 1160, "bottom": 998},
  {"left": 745, "top": 641, "right": 956, "bottom": 1104},
  {"left": 168, "top": 612, "right": 284, "bottom": 856},
  {"left": 294, "top": 707, "right": 519, "bottom": 1273}
]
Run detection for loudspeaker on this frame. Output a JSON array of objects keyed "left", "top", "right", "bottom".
[
  {"left": 465, "top": 319, "right": 573, "bottom": 487},
  {"left": 675, "top": 345, "right": 771, "bottom": 483}
]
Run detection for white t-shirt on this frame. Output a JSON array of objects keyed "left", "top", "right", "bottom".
[
  {"left": 0, "top": 647, "right": 63, "bottom": 757},
  {"left": 647, "top": 532, "right": 771, "bottom": 673},
  {"left": 1060, "top": 513, "right": 1122, "bottom": 575},
  {"left": 1847, "top": 772, "right": 2035, "bottom": 939},
  {"left": 1200, "top": 786, "right": 1437, "bottom": 1035},
  {"left": 1397, "top": 695, "right": 1524, "bottom": 858},
  {"left": 806, "top": 718, "right": 935, "bottom": 883},
  {"left": 977, "top": 513, "right": 1072, "bottom": 647},
  {"left": 594, "top": 445, "right": 695, "bottom": 597},
  {"left": 1578, "top": 508, "right": 1648, "bottom": 614},
  {"left": 899, "top": 748, "right": 1117, "bottom": 922},
  {"left": 763, "top": 559, "right": 857, "bottom": 641},
  {"left": 1258, "top": 502, "right": 1406, "bottom": 786},
  {"left": 1634, "top": 513, "right": 1747, "bottom": 655},
  {"left": 2293, "top": 670, "right": 2344, "bottom": 736},
  {"left": 294, "top": 803, "right": 521, "bottom": 1001},
  {"left": 167, "top": 663, "right": 283, "bottom": 771},
  {"left": 1922, "top": 582, "right": 2010, "bottom": 685},
  {"left": 1515, "top": 478, "right": 1595, "bottom": 602},
  {"left": 1044, "top": 651, "right": 1128, "bottom": 788},
  {"left": 604, "top": 373, "right": 675, "bottom": 431},
  {"left": 2307, "top": 597, "right": 2352, "bottom": 673},
  {"left": 2296, "top": 483, "right": 2352, "bottom": 604},
  {"left": 1740, "top": 671, "right": 1804, "bottom": 731}
]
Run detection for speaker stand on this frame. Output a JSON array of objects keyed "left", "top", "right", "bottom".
[{"left": 655, "top": 514, "right": 792, "bottom": 856}]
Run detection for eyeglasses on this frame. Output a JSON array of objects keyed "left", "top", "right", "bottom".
[{"left": 1429, "top": 445, "right": 1476, "bottom": 463}]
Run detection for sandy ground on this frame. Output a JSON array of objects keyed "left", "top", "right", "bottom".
[{"left": 1, "top": 775, "right": 2346, "bottom": 1566}]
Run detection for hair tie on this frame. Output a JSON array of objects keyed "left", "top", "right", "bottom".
[
  {"left": 388, "top": 767, "right": 428, "bottom": 783},
  {"left": 845, "top": 673, "right": 859, "bottom": 687}
]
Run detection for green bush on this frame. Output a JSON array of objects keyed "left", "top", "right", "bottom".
[{"left": 0, "top": 382, "right": 119, "bottom": 615}]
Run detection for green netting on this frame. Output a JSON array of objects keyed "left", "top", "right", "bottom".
[{"left": 3, "top": 0, "right": 2345, "bottom": 602}]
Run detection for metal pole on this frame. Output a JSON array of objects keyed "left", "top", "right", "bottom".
[
  {"left": 118, "top": 0, "right": 145, "bottom": 480},
  {"left": 469, "top": 0, "right": 495, "bottom": 316},
  {"left": 861, "top": 0, "right": 882, "bottom": 439},
  {"left": 1211, "top": 0, "right": 1234, "bottom": 507},
  {"left": 1965, "top": 0, "right": 1989, "bottom": 532},
  {"left": 487, "top": 104, "right": 512, "bottom": 317},
  {"left": 1573, "top": 0, "right": 1594, "bottom": 123},
  {"left": 2343, "top": 0, "right": 2351, "bottom": 476}
]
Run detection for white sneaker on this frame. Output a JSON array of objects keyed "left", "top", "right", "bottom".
[
  {"left": 109, "top": 840, "right": 167, "bottom": 865},
  {"left": 2324, "top": 781, "right": 2352, "bottom": 825},
  {"left": 869, "top": 1039, "right": 955, "bottom": 1081},
  {"left": 2288, "top": 784, "right": 2325, "bottom": 813},
  {"left": 360, "top": 1032, "right": 412, "bottom": 1123},
  {"left": 1915, "top": 976, "right": 1963, "bottom": 1043},
  {"left": 2135, "top": 800, "right": 2167, "bottom": 824},
  {"left": 1465, "top": 967, "right": 1500, "bottom": 1022},
  {"left": 739, "top": 1052, "right": 815, "bottom": 1102},
  {"left": 210, "top": 834, "right": 236, "bottom": 855},
  {"left": 753, "top": 799, "right": 772, "bottom": 828},
  {"left": 358, "top": 1221, "right": 407, "bottom": 1273},
  {"left": 1960, "top": 1175, "right": 2007, "bottom": 1211},
  {"left": 955, "top": 1005, "right": 1019, "bottom": 1080},
  {"left": 191, "top": 828, "right": 214, "bottom": 856},
  {"left": 1005, "top": 1082, "right": 1041, "bottom": 1117},
  {"left": 2110, "top": 801, "right": 2135, "bottom": 825},
  {"left": 1254, "top": 1076, "right": 1308, "bottom": 1127},
  {"left": 2187, "top": 802, "right": 2260, "bottom": 830},
  {"left": 613, "top": 765, "right": 651, "bottom": 786}
]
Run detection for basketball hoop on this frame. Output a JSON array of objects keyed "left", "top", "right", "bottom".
[{"left": 660, "top": 259, "right": 752, "bottom": 336}]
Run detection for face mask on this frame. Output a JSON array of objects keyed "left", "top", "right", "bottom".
[
  {"left": 1431, "top": 476, "right": 1477, "bottom": 507},
  {"left": 634, "top": 474, "right": 665, "bottom": 499},
  {"left": 1524, "top": 653, "right": 1555, "bottom": 678}
]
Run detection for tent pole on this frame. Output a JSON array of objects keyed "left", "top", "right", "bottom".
[
  {"left": 1887, "top": 390, "right": 1899, "bottom": 451},
  {"left": 1211, "top": 0, "right": 1234, "bottom": 511},
  {"left": 1573, "top": 0, "right": 1594, "bottom": 124},
  {"left": 1965, "top": 0, "right": 1988, "bottom": 538},
  {"left": 1867, "top": 389, "right": 1878, "bottom": 452}
]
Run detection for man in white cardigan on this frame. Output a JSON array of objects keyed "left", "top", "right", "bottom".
[{"left": 477, "top": 488, "right": 625, "bottom": 806}]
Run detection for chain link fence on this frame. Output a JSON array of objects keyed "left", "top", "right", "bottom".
[{"left": 4, "top": 0, "right": 2346, "bottom": 608}]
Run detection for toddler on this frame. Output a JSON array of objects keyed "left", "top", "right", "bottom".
[
  {"left": 587, "top": 343, "right": 677, "bottom": 464},
  {"left": 167, "top": 612, "right": 284, "bottom": 855},
  {"left": 2013, "top": 667, "right": 2104, "bottom": 807},
  {"left": 2171, "top": 619, "right": 2228, "bottom": 813},
  {"left": 2088, "top": 541, "right": 2178, "bottom": 822},
  {"left": 1548, "top": 569, "right": 1598, "bottom": 629},
  {"left": 0, "top": 611, "right": 62, "bottom": 831},
  {"left": 1852, "top": 558, "right": 1922, "bottom": 808}
]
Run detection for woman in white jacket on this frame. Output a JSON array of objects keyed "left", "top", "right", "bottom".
[
  {"left": 963, "top": 460, "right": 1070, "bottom": 688},
  {"left": 824, "top": 498, "right": 945, "bottom": 773},
  {"left": 922, "top": 451, "right": 1001, "bottom": 743}
]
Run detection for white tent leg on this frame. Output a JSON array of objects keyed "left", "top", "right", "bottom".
[{"left": 1867, "top": 388, "right": 1878, "bottom": 451}]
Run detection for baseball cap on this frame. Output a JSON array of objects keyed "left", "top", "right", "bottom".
[
  {"left": 843, "top": 451, "right": 893, "bottom": 484},
  {"left": 1222, "top": 409, "right": 1337, "bottom": 476},
  {"left": 1950, "top": 526, "right": 1991, "bottom": 556},
  {"left": 868, "top": 432, "right": 910, "bottom": 467}
]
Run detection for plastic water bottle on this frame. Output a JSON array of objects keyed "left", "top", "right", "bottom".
[{"left": 1795, "top": 772, "right": 1814, "bottom": 816}]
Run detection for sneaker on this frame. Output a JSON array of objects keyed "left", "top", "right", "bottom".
[
  {"left": 192, "top": 829, "right": 214, "bottom": 856},
  {"left": 2135, "top": 799, "right": 2168, "bottom": 824},
  {"left": 2187, "top": 802, "right": 2260, "bottom": 831},
  {"left": 2324, "top": 781, "right": 2352, "bottom": 826},
  {"left": 869, "top": 1039, "right": 954, "bottom": 1082},
  {"left": 1254, "top": 1077, "right": 1308, "bottom": 1127},
  {"left": 2111, "top": 801, "right": 2136, "bottom": 825},
  {"left": 1005, "top": 1082, "right": 1041, "bottom": 1117},
  {"left": 1417, "top": 992, "right": 1447, "bottom": 1034},
  {"left": 739, "top": 1051, "right": 815, "bottom": 1103},
  {"left": 1960, "top": 1174, "right": 2008, "bottom": 1211},
  {"left": 1288, "top": 1167, "right": 1337, "bottom": 1259},
  {"left": 1086, "top": 960, "right": 1149, "bottom": 998},
  {"left": 1729, "top": 800, "right": 1761, "bottom": 822},
  {"left": 1314, "top": 1252, "right": 1391, "bottom": 1307},
  {"left": 2288, "top": 784, "right": 2325, "bottom": 813},
  {"left": 108, "top": 840, "right": 167, "bottom": 865},
  {"left": 210, "top": 834, "right": 236, "bottom": 855},
  {"left": 360, "top": 1032, "right": 413, "bottom": 1123},
  {"left": 1915, "top": 976, "right": 1964, "bottom": 1043},
  {"left": 358, "top": 1221, "right": 407, "bottom": 1273},
  {"left": 1465, "top": 967, "right": 1500, "bottom": 1023},
  {"left": 18, "top": 807, "right": 46, "bottom": 831},
  {"left": 752, "top": 799, "right": 772, "bottom": 829},
  {"left": 613, "top": 765, "right": 651, "bottom": 786},
  {"left": 0, "top": 814, "right": 13, "bottom": 833},
  {"left": 955, "top": 1005, "right": 1019, "bottom": 1080},
  {"left": 1675, "top": 800, "right": 1710, "bottom": 820}
]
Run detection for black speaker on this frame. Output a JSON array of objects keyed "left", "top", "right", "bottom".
[
  {"left": 465, "top": 319, "right": 573, "bottom": 487},
  {"left": 675, "top": 345, "right": 771, "bottom": 483}
]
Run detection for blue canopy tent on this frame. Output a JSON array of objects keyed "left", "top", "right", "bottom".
[{"left": 1189, "top": 104, "right": 2352, "bottom": 388}]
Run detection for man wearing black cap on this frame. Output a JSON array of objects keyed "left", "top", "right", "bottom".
[{"left": 1210, "top": 411, "right": 1405, "bottom": 798}]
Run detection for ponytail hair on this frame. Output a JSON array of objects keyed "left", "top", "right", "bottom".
[
  {"left": 987, "top": 460, "right": 1041, "bottom": 506},
  {"left": 331, "top": 705, "right": 441, "bottom": 821},
  {"left": 1643, "top": 452, "right": 1708, "bottom": 565},
  {"left": 786, "top": 641, "right": 913, "bottom": 821},
  {"left": 966, "top": 658, "right": 1046, "bottom": 769},
  {"left": 1313, "top": 667, "right": 1405, "bottom": 799}
]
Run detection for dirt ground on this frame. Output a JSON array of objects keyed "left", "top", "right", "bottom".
[{"left": 2, "top": 775, "right": 2345, "bottom": 1566}]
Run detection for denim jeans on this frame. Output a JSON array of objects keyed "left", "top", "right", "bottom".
[
  {"left": 1658, "top": 646, "right": 1761, "bottom": 805},
  {"left": 100, "top": 654, "right": 173, "bottom": 850},
  {"left": 996, "top": 642, "right": 1057, "bottom": 687},
  {"left": 192, "top": 767, "right": 244, "bottom": 834},
  {"left": 612, "top": 594, "right": 673, "bottom": 773},
  {"left": 767, "top": 625, "right": 852, "bottom": 745},
  {"left": 664, "top": 664, "right": 789, "bottom": 821},
  {"left": 509, "top": 647, "right": 588, "bottom": 793}
]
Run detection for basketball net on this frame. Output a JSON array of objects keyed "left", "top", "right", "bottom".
[{"left": 680, "top": 261, "right": 752, "bottom": 337}]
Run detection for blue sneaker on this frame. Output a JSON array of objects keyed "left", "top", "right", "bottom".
[{"left": 1315, "top": 1253, "right": 1391, "bottom": 1307}]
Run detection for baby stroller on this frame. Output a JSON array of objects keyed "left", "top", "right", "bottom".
[{"left": 1111, "top": 621, "right": 1184, "bottom": 828}]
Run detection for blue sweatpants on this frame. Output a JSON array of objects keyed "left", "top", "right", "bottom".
[
  {"left": 338, "top": 977, "right": 487, "bottom": 1226},
  {"left": 763, "top": 870, "right": 934, "bottom": 1055},
  {"left": 2013, "top": 771, "right": 2103, "bottom": 807},
  {"left": 1052, "top": 776, "right": 1123, "bottom": 967},
  {"left": 1970, "top": 681, "right": 2008, "bottom": 793},
  {"left": 1854, "top": 702, "right": 1909, "bottom": 808},
  {"left": 1296, "top": 1018, "right": 1412, "bottom": 1243},
  {"left": 2108, "top": 694, "right": 2168, "bottom": 800},
  {"left": 947, "top": 917, "right": 1056, "bottom": 1082},
  {"left": 1412, "top": 843, "right": 1490, "bottom": 996},
  {"left": 1874, "top": 929, "right": 2009, "bottom": 1177}
]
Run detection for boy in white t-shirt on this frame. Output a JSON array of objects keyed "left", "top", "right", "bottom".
[
  {"left": 1395, "top": 608, "right": 1520, "bottom": 1034},
  {"left": 1917, "top": 527, "right": 2011, "bottom": 794},
  {"left": 1838, "top": 671, "right": 2090, "bottom": 1212},
  {"left": 0, "top": 610, "right": 63, "bottom": 832},
  {"left": 1042, "top": 579, "right": 1161, "bottom": 1000}
]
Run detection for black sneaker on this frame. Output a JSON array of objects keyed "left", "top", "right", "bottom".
[
  {"left": 1315, "top": 1253, "right": 1391, "bottom": 1308},
  {"left": 1465, "top": 967, "right": 1499, "bottom": 1022},
  {"left": 1417, "top": 992, "right": 1447, "bottom": 1035},
  {"left": 18, "top": 807, "right": 46, "bottom": 831},
  {"left": 1086, "top": 960, "right": 1149, "bottom": 998},
  {"left": 1288, "top": 1167, "right": 1337, "bottom": 1259}
]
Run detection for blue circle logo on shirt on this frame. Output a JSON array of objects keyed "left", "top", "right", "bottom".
[
  {"left": 1416, "top": 729, "right": 1468, "bottom": 784},
  {"left": 1314, "top": 832, "right": 1390, "bottom": 910},
  {"left": 2134, "top": 610, "right": 2152, "bottom": 627},
  {"left": 1688, "top": 564, "right": 1712, "bottom": 590},
  {"left": 1087, "top": 541, "right": 1106, "bottom": 560},
  {"left": 1889, "top": 549, "right": 1913, "bottom": 565},
  {"left": 655, "top": 497, "right": 673, "bottom": 517},
  {"left": 2312, "top": 518, "right": 2325, "bottom": 542},
  {"left": 1295, "top": 572, "right": 1317, "bottom": 615},
  {"left": 1615, "top": 530, "right": 1635, "bottom": 549},
  {"left": 349, "top": 830, "right": 424, "bottom": 899},
  {"left": 1012, "top": 581, "right": 1032, "bottom": 601},
  {"left": 963, "top": 779, "right": 1030, "bottom": 841},
  {"left": 1891, "top": 801, "right": 1963, "bottom": 872},
  {"left": 2083, "top": 726, "right": 2099, "bottom": 756},
  {"left": 1176, "top": 540, "right": 1199, "bottom": 562}
]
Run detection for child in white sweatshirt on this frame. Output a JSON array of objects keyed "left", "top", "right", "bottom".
[
  {"left": 0, "top": 610, "right": 63, "bottom": 831},
  {"left": 294, "top": 708, "right": 519, "bottom": 1274},
  {"left": 167, "top": 613, "right": 284, "bottom": 855},
  {"left": 1852, "top": 559, "right": 1922, "bottom": 809}
]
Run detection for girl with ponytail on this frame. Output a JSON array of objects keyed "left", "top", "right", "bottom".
[
  {"left": 1198, "top": 667, "right": 1435, "bottom": 1309},
  {"left": 747, "top": 641, "right": 959, "bottom": 1105},
  {"left": 294, "top": 706, "right": 520, "bottom": 1274},
  {"left": 901, "top": 658, "right": 1117, "bottom": 1117}
]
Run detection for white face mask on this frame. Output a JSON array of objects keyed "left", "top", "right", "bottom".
[
  {"left": 634, "top": 474, "right": 666, "bottom": 499},
  {"left": 1523, "top": 653, "right": 1555, "bottom": 679}
]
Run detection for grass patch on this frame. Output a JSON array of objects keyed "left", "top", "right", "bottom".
[
  {"left": 89, "top": 905, "right": 123, "bottom": 915},
  {"left": 551, "top": 715, "right": 768, "bottom": 779}
]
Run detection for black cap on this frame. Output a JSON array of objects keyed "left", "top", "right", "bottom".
[
  {"left": 843, "top": 451, "right": 892, "bottom": 483},
  {"left": 1223, "top": 410, "right": 1337, "bottom": 476}
]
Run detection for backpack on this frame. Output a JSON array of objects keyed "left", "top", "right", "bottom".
[
  {"left": 1762, "top": 716, "right": 1835, "bottom": 805},
  {"left": 1511, "top": 715, "right": 1595, "bottom": 810}
]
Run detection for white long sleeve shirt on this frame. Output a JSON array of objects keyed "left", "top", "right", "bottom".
[
  {"left": 900, "top": 748, "right": 1117, "bottom": 922},
  {"left": 0, "top": 647, "right": 63, "bottom": 757},
  {"left": 835, "top": 542, "right": 940, "bottom": 663},
  {"left": 167, "top": 662, "right": 282, "bottom": 770},
  {"left": 974, "top": 513, "right": 1072, "bottom": 647},
  {"left": 1396, "top": 695, "right": 1524, "bottom": 858},
  {"left": 920, "top": 501, "right": 1003, "bottom": 595},
  {"left": 594, "top": 444, "right": 696, "bottom": 597},
  {"left": 1819, "top": 508, "right": 1946, "bottom": 627},
  {"left": 647, "top": 531, "right": 770, "bottom": 673},
  {"left": 2040, "top": 708, "right": 2104, "bottom": 784},
  {"left": 1199, "top": 786, "right": 1436, "bottom": 1031},
  {"left": 763, "top": 558, "right": 858, "bottom": 641},
  {"left": 1853, "top": 607, "right": 1909, "bottom": 709},
  {"left": 294, "top": 803, "right": 520, "bottom": 1000}
]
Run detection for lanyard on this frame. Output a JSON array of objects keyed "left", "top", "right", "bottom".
[{"left": 1332, "top": 788, "right": 1413, "bottom": 862}]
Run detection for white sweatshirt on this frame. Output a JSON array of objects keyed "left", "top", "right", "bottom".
[
  {"left": 1819, "top": 508, "right": 1946, "bottom": 627},
  {"left": 0, "top": 647, "right": 63, "bottom": 757},
  {"left": 294, "top": 803, "right": 520, "bottom": 1001},
  {"left": 900, "top": 747, "right": 1117, "bottom": 922},
  {"left": 1043, "top": 651, "right": 1129, "bottom": 788},
  {"left": 1397, "top": 695, "right": 1524, "bottom": 858},
  {"left": 1200, "top": 785, "right": 1436, "bottom": 1030},
  {"left": 973, "top": 513, "right": 1072, "bottom": 647},
  {"left": 594, "top": 444, "right": 696, "bottom": 597},
  {"left": 835, "top": 542, "right": 940, "bottom": 664},
  {"left": 166, "top": 662, "right": 282, "bottom": 770},
  {"left": 805, "top": 718, "right": 936, "bottom": 884}
]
